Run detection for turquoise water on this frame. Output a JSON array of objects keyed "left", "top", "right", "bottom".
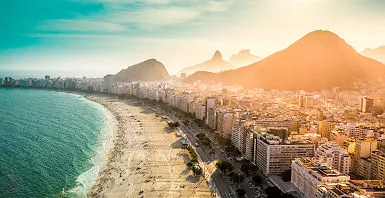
[{"left": 0, "top": 88, "right": 114, "bottom": 198}]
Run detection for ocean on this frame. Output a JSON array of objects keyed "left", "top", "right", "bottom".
[{"left": 0, "top": 88, "right": 114, "bottom": 198}]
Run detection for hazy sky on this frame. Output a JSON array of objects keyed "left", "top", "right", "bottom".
[{"left": 1, "top": 0, "right": 385, "bottom": 75}]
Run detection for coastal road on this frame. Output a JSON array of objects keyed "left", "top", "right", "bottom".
[
  {"left": 165, "top": 113, "right": 264, "bottom": 198},
  {"left": 185, "top": 122, "right": 264, "bottom": 198},
  {"left": 166, "top": 114, "right": 237, "bottom": 198}
]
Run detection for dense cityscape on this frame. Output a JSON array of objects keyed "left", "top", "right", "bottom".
[{"left": 2, "top": 74, "right": 385, "bottom": 198}]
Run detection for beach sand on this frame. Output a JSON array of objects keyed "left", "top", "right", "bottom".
[{"left": 87, "top": 95, "right": 212, "bottom": 198}]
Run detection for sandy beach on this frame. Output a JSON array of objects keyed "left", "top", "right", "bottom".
[{"left": 87, "top": 94, "right": 212, "bottom": 198}]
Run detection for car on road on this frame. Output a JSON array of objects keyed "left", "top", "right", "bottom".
[{"left": 195, "top": 142, "right": 199, "bottom": 147}]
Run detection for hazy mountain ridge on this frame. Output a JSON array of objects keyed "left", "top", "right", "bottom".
[
  {"left": 184, "top": 30, "right": 385, "bottom": 90},
  {"left": 116, "top": 59, "right": 170, "bottom": 82},
  {"left": 178, "top": 50, "right": 237, "bottom": 76},
  {"left": 362, "top": 46, "right": 385, "bottom": 64},
  {"left": 229, "top": 49, "right": 261, "bottom": 66}
]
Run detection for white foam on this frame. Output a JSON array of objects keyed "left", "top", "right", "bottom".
[{"left": 64, "top": 96, "right": 116, "bottom": 198}]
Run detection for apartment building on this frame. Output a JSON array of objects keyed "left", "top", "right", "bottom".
[
  {"left": 291, "top": 157, "right": 350, "bottom": 198},
  {"left": 315, "top": 141, "right": 351, "bottom": 174},
  {"left": 316, "top": 180, "right": 385, "bottom": 198},
  {"left": 256, "top": 133, "right": 315, "bottom": 176}
]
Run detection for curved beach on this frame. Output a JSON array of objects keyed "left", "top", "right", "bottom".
[{"left": 87, "top": 94, "right": 211, "bottom": 198}]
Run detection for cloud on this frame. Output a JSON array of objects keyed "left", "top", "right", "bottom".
[
  {"left": 71, "top": 0, "right": 235, "bottom": 29},
  {"left": 108, "top": 7, "right": 200, "bottom": 29},
  {"left": 36, "top": 19, "right": 125, "bottom": 32}
]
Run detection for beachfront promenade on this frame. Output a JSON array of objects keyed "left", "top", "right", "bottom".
[{"left": 0, "top": 76, "right": 250, "bottom": 198}]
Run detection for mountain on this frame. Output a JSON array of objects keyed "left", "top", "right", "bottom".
[
  {"left": 184, "top": 30, "right": 385, "bottom": 91},
  {"left": 178, "top": 50, "right": 237, "bottom": 76},
  {"left": 116, "top": 59, "right": 170, "bottom": 82},
  {"left": 362, "top": 46, "right": 385, "bottom": 64},
  {"left": 229, "top": 49, "right": 261, "bottom": 66}
]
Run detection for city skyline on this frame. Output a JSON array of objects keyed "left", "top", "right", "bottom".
[{"left": 1, "top": 0, "right": 385, "bottom": 75}]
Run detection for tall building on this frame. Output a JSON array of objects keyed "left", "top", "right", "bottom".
[
  {"left": 231, "top": 119, "right": 247, "bottom": 153},
  {"left": 343, "top": 139, "right": 356, "bottom": 154},
  {"left": 299, "top": 94, "right": 304, "bottom": 108},
  {"left": 351, "top": 139, "right": 378, "bottom": 177},
  {"left": 231, "top": 120, "right": 255, "bottom": 160},
  {"left": 291, "top": 157, "right": 350, "bottom": 198},
  {"left": 360, "top": 96, "right": 374, "bottom": 113},
  {"left": 205, "top": 97, "right": 215, "bottom": 125},
  {"left": 103, "top": 74, "right": 116, "bottom": 93},
  {"left": 355, "top": 139, "right": 378, "bottom": 158},
  {"left": 207, "top": 108, "right": 217, "bottom": 130},
  {"left": 256, "top": 133, "right": 315, "bottom": 176},
  {"left": 315, "top": 141, "right": 351, "bottom": 174},
  {"left": 370, "top": 150, "right": 385, "bottom": 182},
  {"left": 217, "top": 109, "right": 234, "bottom": 139},
  {"left": 305, "top": 95, "right": 315, "bottom": 108},
  {"left": 316, "top": 180, "right": 385, "bottom": 198},
  {"left": 318, "top": 120, "right": 336, "bottom": 140},
  {"left": 4, "top": 77, "right": 15, "bottom": 87},
  {"left": 244, "top": 129, "right": 255, "bottom": 161}
]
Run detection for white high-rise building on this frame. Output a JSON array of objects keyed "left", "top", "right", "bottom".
[
  {"left": 103, "top": 74, "right": 116, "bottom": 93},
  {"left": 315, "top": 141, "right": 351, "bottom": 174},
  {"left": 256, "top": 133, "right": 315, "bottom": 176},
  {"left": 205, "top": 97, "right": 215, "bottom": 124},
  {"left": 360, "top": 96, "right": 374, "bottom": 113},
  {"left": 291, "top": 157, "right": 350, "bottom": 198}
]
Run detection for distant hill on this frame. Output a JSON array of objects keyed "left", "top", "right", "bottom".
[
  {"left": 229, "top": 49, "right": 261, "bottom": 66},
  {"left": 116, "top": 59, "right": 169, "bottom": 82},
  {"left": 178, "top": 50, "right": 236, "bottom": 76},
  {"left": 184, "top": 30, "right": 385, "bottom": 91},
  {"left": 362, "top": 46, "right": 385, "bottom": 64}
]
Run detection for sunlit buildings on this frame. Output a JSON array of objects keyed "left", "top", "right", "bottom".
[
  {"left": 256, "top": 133, "right": 315, "bottom": 176},
  {"left": 316, "top": 180, "right": 385, "bottom": 198},
  {"left": 315, "top": 141, "right": 350, "bottom": 174},
  {"left": 205, "top": 97, "right": 215, "bottom": 125},
  {"left": 291, "top": 157, "right": 350, "bottom": 198},
  {"left": 217, "top": 109, "right": 234, "bottom": 139},
  {"left": 318, "top": 120, "right": 336, "bottom": 140},
  {"left": 330, "top": 129, "right": 349, "bottom": 146},
  {"left": 103, "top": 74, "right": 116, "bottom": 93},
  {"left": 360, "top": 96, "right": 374, "bottom": 113},
  {"left": 370, "top": 150, "right": 385, "bottom": 182},
  {"left": 351, "top": 139, "right": 378, "bottom": 178}
]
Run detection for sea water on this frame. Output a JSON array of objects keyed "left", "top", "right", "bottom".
[{"left": 0, "top": 88, "right": 114, "bottom": 198}]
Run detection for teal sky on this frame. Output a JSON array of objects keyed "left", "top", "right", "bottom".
[{"left": 1, "top": 0, "right": 385, "bottom": 75}]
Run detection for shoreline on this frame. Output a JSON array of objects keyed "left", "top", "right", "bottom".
[
  {"left": 85, "top": 93, "right": 212, "bottom": 197},
  {"left": 0, "top": 88, "right": 212, "bottom": 197},
  {"left": 57, "top": 91, "right": 117, "bottom": 198}
]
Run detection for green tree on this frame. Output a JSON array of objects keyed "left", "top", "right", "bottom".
[
  {"left": 218, "top": 137, "right": 231, "bottom": 146},
  {"left": 216, "top": 160, "right": 233, "bottom": 174},
  {"left": 196, "top": 133, "right": 206, "bottom": 139},
  {"left": 200, "top": 137, "right": 211, "bottom": 146},
  {"left": 192, "top": 165, "right": 203, "bottom": 176},
  {"left": 167, "top": 121, "right": 180, "bottom": 128},
  {"left": 240, "top": 163, "right": 251, "bottom": 175},
  {"left": 231, "top": 173, "right": 244, "bottom": 185}
]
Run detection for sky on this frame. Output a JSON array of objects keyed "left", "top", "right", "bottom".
[{"left": 1, "top": 0, "right": 385, "bottom": 76}]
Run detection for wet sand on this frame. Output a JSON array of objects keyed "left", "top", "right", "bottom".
[{"left": 87, "top": 95, "right": 211, "bottom": 198}]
